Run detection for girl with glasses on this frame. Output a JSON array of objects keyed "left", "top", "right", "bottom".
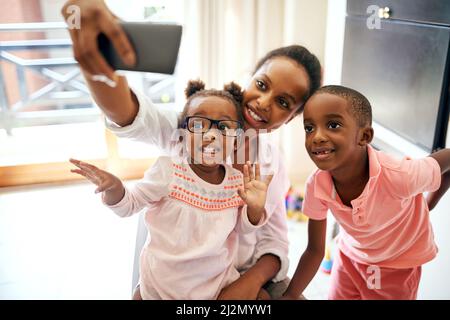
[
  {"left": 70, "top": 80, "right": 273, "bottom": 299},
  {"left": 62, "top": 0, "right": 322, "bottom": 300}
]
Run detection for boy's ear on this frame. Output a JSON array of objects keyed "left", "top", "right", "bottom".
[{"left": 358, "top": 126, "right": 374, "bottom": 146}]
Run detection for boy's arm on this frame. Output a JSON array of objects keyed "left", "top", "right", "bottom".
[
  {"left": 427, "top": 148, "right": 450, "bottom": 210},
  {"left": 282, "top": 218, "right": 327, "bottom": 299}
]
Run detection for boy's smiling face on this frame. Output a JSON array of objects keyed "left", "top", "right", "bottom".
[{"left": 303, "top": 93, "right": 372, "bottom": 173}]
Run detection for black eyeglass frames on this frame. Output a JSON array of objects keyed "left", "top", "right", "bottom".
[{"left": 183, "top": 116, "right": 243, "bottom": 137}]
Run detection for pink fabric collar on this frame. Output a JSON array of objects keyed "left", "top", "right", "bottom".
[{"left": 313, "top": 144, "right": 382, "bottom": 204}]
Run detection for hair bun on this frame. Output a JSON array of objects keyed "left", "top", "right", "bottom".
[
  {"left": 224, "top": 82, "right": 243, "bottom": 104},
  {"left": 185, "top": 79, "right": 205, "bottom": 98}
]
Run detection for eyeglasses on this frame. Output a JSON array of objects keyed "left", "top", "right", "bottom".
[{"left": 183, "top": 116, "right": 243, "bottom": 137}]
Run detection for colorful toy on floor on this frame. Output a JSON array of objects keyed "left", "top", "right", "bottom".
[
  {"left": 285, "top": 186, "right": 308, "bottom": 222},
  {"left": 321, "top": 246, "right": 333, "bottom": 274}
]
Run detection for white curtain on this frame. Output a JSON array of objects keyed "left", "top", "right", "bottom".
[{"left": 176, "top": 0, "right": 285, "bottom": 89}]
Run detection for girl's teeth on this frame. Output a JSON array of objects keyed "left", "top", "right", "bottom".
[
  {"left": 203, "top": 147, "right": 216, "bottom": 153},
  {"left": 248, "top": 108, "right": 263, "bottom": 122}
]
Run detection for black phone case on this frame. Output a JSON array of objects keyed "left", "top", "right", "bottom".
[{"left": 98, "top": 22, "right": 182, "bottom": 74}]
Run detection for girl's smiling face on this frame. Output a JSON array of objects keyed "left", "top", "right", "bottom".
[
  {"left": 242, "top": 57, "right": 310, "bottom": 131},
  {"left": 303, "top": 93, "right": 371, "bottom": 174},
  {"left": 185, "top": 96, "right": 240, "bottom": 167}
]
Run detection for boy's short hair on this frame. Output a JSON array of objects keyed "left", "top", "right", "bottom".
[{"left": 315, "top": 85, "right": 372, "bottom": 127}]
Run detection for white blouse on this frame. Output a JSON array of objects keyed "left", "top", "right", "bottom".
[{"left": 106, "top": 156, "right": 266, "bottom": 299}]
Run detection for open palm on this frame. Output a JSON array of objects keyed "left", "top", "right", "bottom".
[
  {"left": 237, "top": 162, "right": 273, "bottom": 213},
  {"left": 69, "top": 158, "right": 121, "bottom": 193}
]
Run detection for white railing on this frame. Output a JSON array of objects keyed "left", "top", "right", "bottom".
[
  {"left": 0, "top": 22, "right": 177, "bottom": 135},
  {"left": 0, "top": 22, "right": 97, "bottom": 135}
]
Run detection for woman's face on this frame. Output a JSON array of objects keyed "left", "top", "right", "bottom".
[{"left": 242, "top": 57, "right": 311, "bottom": 131}]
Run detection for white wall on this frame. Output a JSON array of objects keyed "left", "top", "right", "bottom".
[
  {"left": 323, "top": 0, "right": 346, "bottom": 85},
  {"left": 280, "top": 0, "right": 328, "bottom": 188}
]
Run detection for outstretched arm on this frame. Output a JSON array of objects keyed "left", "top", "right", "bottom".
[
  {"left": 62, "top": 1, "right": 179, "bottom": 149},
  {"left": 70, "top": 157, "right": 172, "bottom": 216},
  {"left": 84, "top": 73, "right": 140, "bottom": 127},
  {"left": 69, "top": 158, "right": 124, "bottom": 205},
  {"left": 62, "top": 0, "right": 139, "bottom": 126},
  {"left": 428, "top": 148, "right": 450, "bottom": 210},
  {"left": 281, "top": 218, "right": 327, "bottom": 300}
]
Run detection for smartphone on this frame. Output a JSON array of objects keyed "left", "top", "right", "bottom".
[{"left": 98, "top": 22, "right": 182, "bottom": 74}]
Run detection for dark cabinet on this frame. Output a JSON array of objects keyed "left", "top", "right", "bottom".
[{"left": 341, "top": 0, "right": 450, "bottom": 152}]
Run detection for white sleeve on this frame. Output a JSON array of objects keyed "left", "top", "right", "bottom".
[
  {"left": 235, "top": 206, "right": 268, "bottom": 234},
  {"left": 253, "top": 145, "right": 290, "bottom": 282},
  {"left": 104, "top": 88, "right": 180, "bottom": 155},
  {"left": 257, "top": 139, "right": 290, "bottom": 218},
  {"left": 104, "top": 157, "right": 172, "bottom": 217},
  {"left": 252, "top": 201, "right": 290, "bottom": 283}
]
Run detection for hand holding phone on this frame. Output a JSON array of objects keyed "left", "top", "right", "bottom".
[
  {"left": 62, "top": 0, "right": 136, "bottom": 79},
  {"left": 98, "top": 22, "right": 182, "bottom": 74}
]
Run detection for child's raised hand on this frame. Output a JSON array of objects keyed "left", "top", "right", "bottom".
[
  {"left": 237, "top": 161, "right": 273, "bottom": 224},
  {"left": 69, "top": 158, "right": 122, "bottom": 194}
]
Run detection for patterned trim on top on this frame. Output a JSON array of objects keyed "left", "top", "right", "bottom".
[{"left": 169, "top": 163, "right": 244, "bottom": 211}]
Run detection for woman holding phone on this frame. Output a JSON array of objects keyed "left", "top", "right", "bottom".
[{"left": 62, "top": 0, "right": 324, "bottom": 300}]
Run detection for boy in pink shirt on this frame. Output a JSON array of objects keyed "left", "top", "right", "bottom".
[{"left": 282, "top": 85, "right": 450, "bottom": 300}]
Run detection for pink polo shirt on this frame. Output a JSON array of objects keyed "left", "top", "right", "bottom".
[{"left": 302, "top": 145, "right": 441, "bottom": 269}]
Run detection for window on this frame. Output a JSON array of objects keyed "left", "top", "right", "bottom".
[{"left": 0, "top": 0, "right": 183, "bottom": 186}]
